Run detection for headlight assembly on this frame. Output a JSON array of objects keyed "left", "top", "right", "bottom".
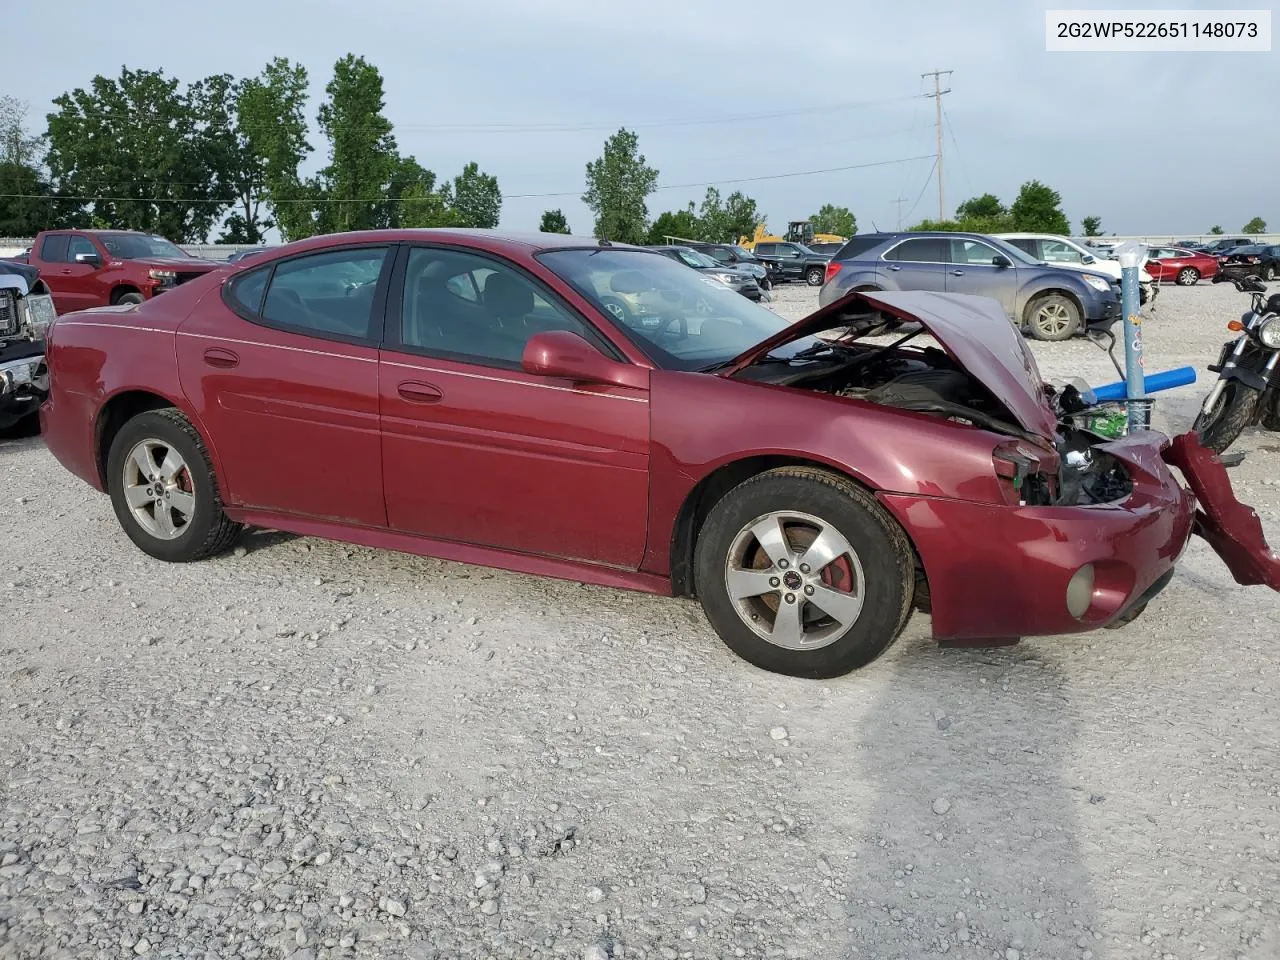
[{"left": 1256, "top": 316, "right": 1280, "bottom": 349}]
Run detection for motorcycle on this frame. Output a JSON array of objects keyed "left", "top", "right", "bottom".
[
  {"left": 1192, "top": 273, "right": 1280, "bottom": 454},
  {"left": 0, "top": 261, "right": 55, "bottom": 432}
]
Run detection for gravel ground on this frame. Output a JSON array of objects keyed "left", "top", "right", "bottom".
[{"left": 2, "top": 281, "right": 1278, "bottom": 960}]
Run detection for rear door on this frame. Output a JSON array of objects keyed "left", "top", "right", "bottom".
[
  {"left": 175, "top": 243, "right": 394, "bottom": 525},
  {"left": 878, "top": 237, "right": 948, "bottom": 291}
]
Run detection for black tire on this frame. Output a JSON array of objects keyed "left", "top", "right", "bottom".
[
  {"left": 693, "top": 467, "right": 914, "bottom": 678},
  {"left": 1175, "top": 267, "right": 1200, "bottom": 286},
  {"left": 114, "top": 291, "right": 145, "bottom": 306},
  {"left": 805, "top": 266, "right": 825, "bottom": 286},
  {"left": 1025, "top": 293, "right": 1082, "bottom": 341},
  {"left": 1193, "top": 381, "right": 1262, "bottom": 454},
  {"left": 106, "top": 408, "right": 242, "bottom": 562},
  {"left": 1264, "top": 264, "right": 1276, "bottom": 282}
]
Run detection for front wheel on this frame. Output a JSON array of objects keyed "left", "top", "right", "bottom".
[
  {"left": 106, "top": 408, "right": 242, "bottom": 562},
  {"left": 1175, "top": 267, "right": 1200, "bottom": 286},
  {"left": 693, "top": 467, "right": 914, "bottom": 678},
  {"left": 805, "top": 266, "right": 825, "bottom": 286},
  {"left": 1193, "top": 381, "right": 1262, "bottom": 454},
  {"left": 1264, "top": 264, "right": 1276, "bottom": 282},
  {"left": 1025, "top": 294, "right": 1081, "bottom": 341}
]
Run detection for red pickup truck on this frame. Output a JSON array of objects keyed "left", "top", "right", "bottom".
[{"left": 18, "top": 229, "right": 222, "bottom": 315}]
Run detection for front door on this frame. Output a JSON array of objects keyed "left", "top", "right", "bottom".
[
  {"left": 945, "top": 237, "right": 1017, "bottom": 317},
  {"left": 378, "top": 244, "right": 650, "bottom": 568},
  {"left": 878, "top": 237, "right": 949, "bottom": 292},
  {"left": 37, "top": 234, "right": 102, "bottom": 314},
  {"left": 175, "top": 243, "right": 394, "bottom": 526}
]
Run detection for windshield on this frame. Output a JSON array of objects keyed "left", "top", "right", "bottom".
[
  {"left": 672, "top": 248, "right": 719, "bottom": 268},
  {"left": 538, "top": 248, "right": 828, "bottom": 372},
  {"left": 98, "top": 234, "right": 189, "bottom": 259}
]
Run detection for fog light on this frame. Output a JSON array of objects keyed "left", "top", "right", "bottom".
[{"left": 1066, "top": 564, "right": 1095, "bottom": 620}]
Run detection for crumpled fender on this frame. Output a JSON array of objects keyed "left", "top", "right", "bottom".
[{"left": 1164, "top": 432, "right": 1280, "bottom": 590}]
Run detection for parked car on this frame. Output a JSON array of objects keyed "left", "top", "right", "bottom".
[
  {"left": 819, "top": 232, "right": 1121, "bottom": 341},
  {"left": 647, "top": 246, "right": 763, "bottom": 300},
  {"left": 1, "top": 259, "right": 55, "bottom": 431},
  {"left": 21, "top": 230, "right": 223, "bottom": 314},
  {"left": 226, "top": 247, "right": 281, "bottom": 264},
  {"left": 1202, "top": 237, "right": 1256, "bottom": 257},
  {"left": 37, "top": 229, "right": 1279, "bottom": 677},
  {"left": 997, "top": 233, "right": 1156, "bottom": 305},
  {"left": 1144, "top": 246, "right": 1220, "bottom": 285},
  {"left": 1216, "top": 244, "right": 1280, "bottom": 282},
  {"left": 685, "top": 242, "right": 781, "bottom": 286},
  {"left": 751, "top": 241, "right": 831, "bottom": 286}
]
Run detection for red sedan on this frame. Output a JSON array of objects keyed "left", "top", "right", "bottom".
[
  {"left": 1145, "top": 246, "right": 1220, "bottom": 285},
  {"left": 38, "top": 230, "right": 1279, "bottom": 677}
]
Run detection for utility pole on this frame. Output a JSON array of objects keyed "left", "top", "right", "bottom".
[
  {"left": 892, "top": 197, "right": 909, "bottom": 230},
  {"left": 921, "top": 69, "right": 952, "bottom": 221}
]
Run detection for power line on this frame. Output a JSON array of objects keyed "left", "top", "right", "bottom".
[
  {"left": 0, "top": 153, "right": 936, "bottom": 206},
  {"left": 903, "top": 157, "right": 938, "bottom": 225},
  {"left": 920, "top": 69, "right": 952, "bottom": 221}
]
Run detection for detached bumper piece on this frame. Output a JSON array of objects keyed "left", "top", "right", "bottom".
[{"left": 1164, "top": 432, "right": 1280, "bottom": 590}]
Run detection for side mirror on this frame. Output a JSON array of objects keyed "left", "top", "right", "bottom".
[
  {"left": 522, "top": 330, "right": 648, "bottom": 390},
  {"left": 1081, "top": 254, "right": 1096, "bottom": 264},
  {"left": 74, "top": 251, "right": 101, "bottom": 266},
  {"left": 992, "top": 254, "right": 1013, "bottom": 268}
]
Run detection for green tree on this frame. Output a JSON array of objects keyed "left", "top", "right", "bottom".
[
  {"left": 539, "top": 209, "right": 570, "bottom": 233},
  {"left": 46, "top": 67, "right": 229, "bottom": 241},
  {"left": 1008, "top": 180, "right": 1069, "bottom": 234},
  {"left": 582, "top": 127, "right": 658, "bottom": 244},
  {"left": 721, "top": 191, "right": 761, "bottom": 243},
  {"left": 907, "top": 219, "right": 965, "bottom": 231},
  {"left": 955, "top": 193, "right": 1006, "bottom": 222},
  {"left": 386, "top": 157, "right": 456, "bottom": 229},
  {"left": 647, "top": 204, "right": 702, "bottom": 245},
  {"left": 449, "top": 161, "right": 501, "bottom": 228},
  {"left": 237, "top": 57, "right": 314, "bottom": 241},
  {"left": 0, "top": 97, "right": 62, "bottom": 235},
  {"left": 1243, "top": 216, "right": 1267, "bottom": 234},
  {"left": 1080, "top": 215, "right": 1104, "bottom": 237},
  {"left": 697, "top": 187, "right": 726, "bottom": 242},
  {"left": 0, "top": 96, "right": 44, "bottom": 168},
  {"left": 313, "top": 54, "right": 400, "bottom": 234},
  {"left": 811, "top": 203, "right": 856, "bottom": 237},
  {"left": 1209, "top": 224, "right": 1224, "bottom": 235}
]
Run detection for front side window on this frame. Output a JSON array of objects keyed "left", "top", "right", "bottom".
[
  {"left": 539, "top": 248, "right": 830, "bottom": 373},
  {"left": 67, "top": 236, "right": 98, "bottom": 261},
  {"left": 707, "top": 248, "right": 733, "bottom": 263},
  {"left": 399, "top": 247, "right": 598, "bottom": 368},
  {"left": 949, "top": 239, "right": 1002, "bottom": 265},
  {"left": 257, "top": 246, "right": 389, "bottom": 339}
]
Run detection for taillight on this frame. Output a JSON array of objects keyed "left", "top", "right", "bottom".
[{"left": 824, "top": 261, "right": 842, "bottom": 284}]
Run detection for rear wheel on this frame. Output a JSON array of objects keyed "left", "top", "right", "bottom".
[
  {"left": 106, "top": 408, "right": 242, "bottom": 562},
  {"left": 1264, "top": 264, "right": 1276, "bottom": 282},
  {"left": 805, "top": 266, "right": 825, "bottom": 286},
  {"left": 693, "top": 467, "right": 914, "bottom": 678},
  {"left": 1175, "top": 267, "right": 1200, "bottom": 286},
  {"left": 1193, "top": 381, "right": 1261, "bottom": 454},
  {"left": 1025, "top": 294, "right": 1081, "bottom": 341}
]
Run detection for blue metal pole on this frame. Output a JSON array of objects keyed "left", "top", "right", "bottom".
[{"left": 1118, "top": 245, "right": 1149, "bottom": 431}]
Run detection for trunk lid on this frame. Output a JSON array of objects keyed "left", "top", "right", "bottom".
[{"left": 719, "top": 289, "right": 1061, "bottom": 439}]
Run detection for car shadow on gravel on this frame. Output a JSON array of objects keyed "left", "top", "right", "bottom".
[{"left": 814, "top": 635, "right": 1103, "bottom": 957}]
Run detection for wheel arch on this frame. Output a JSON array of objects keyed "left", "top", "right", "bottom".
[
  {"left": 667, "top": 454, "right": 914, "bottom": 599},
  {"left": 94, "top": 389, "right": 220, "bottom": 493},
  {"left": 1022, "top": 286, "right": 1084, "bottom": 326},
  {"left": 109, "top": 284, "right": 144, "bottom": 305}
]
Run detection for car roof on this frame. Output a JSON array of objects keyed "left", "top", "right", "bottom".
[{"left": 229, "top": 229, "right": 654, "bottom": 264}]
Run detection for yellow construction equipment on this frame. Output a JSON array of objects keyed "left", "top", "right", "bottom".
[{"left": 737, "top": 221, "right": 846, "bottom": 250}]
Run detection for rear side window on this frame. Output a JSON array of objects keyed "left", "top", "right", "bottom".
[
  {"left": 831, "top": 236, "right": 882, "bottom": 261},
  {"left": 40, "top": 234, "right": 70, "bottom": 263},
  {"left": 261, "top": 247, "right": 390, "bottom": 339},
  {"left": 885, "top": 238, "right": 947, "bottom": 262},
  {"left": 226, "top": 266, "right": 270, "bottom": 315}
]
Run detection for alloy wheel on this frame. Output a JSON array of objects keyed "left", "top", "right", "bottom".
[
  {"left": 122, "top": 438, "right": 196, "bottom": 540},
  {"left": 1034, "top": 301, "right": 1072, "bottom": 337},
  {"left": 723, "top": 510, "right": 865, "bottom": 650}
]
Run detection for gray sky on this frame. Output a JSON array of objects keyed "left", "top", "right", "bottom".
[{"left": 6, "top": 0, "right": 1277, "bottom": 238}]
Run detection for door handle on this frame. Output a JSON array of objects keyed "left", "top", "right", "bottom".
[
  {"left": 886, "top": 264, "right": 902, "bottom": 271},
  {"left": 397, "top": 381, "right": 443, "bottom": 403},
  {"left": 950, "top": 270, "right": 965, "bottom": 276},
  {"left": 202, "top": 347, "right": 239, "bottom": 369}
]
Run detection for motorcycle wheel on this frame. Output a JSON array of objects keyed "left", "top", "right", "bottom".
[
  {"left": 1259, "top": 390, "right": 1280, "bottom": 431},
  {"left": 1193, "top": 381, "right": 1262, "bottom": 454}
]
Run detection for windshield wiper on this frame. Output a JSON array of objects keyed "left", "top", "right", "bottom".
[{"left": 698, "top": 341, "right": 838, "bottom": 374}]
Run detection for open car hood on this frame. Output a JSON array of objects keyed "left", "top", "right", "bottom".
[{"left": 719, "top": 289, "right": 1061, "bottom": 439}]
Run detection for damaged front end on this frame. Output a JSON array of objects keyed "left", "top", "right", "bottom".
[{"left": 0, "top": 267, "right": 55, "bottom": 430}]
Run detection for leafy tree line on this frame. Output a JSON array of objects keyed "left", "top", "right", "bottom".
[{"left": 0, "top": 57, "right": 502, "bottom": 242}]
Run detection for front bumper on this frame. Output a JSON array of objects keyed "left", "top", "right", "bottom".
[
  {"left": 878, "top": 432, "right": 1196, "bottom": 644},
  {"left": 0, "top": 348, "right": 48, "bottom": 427}
]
